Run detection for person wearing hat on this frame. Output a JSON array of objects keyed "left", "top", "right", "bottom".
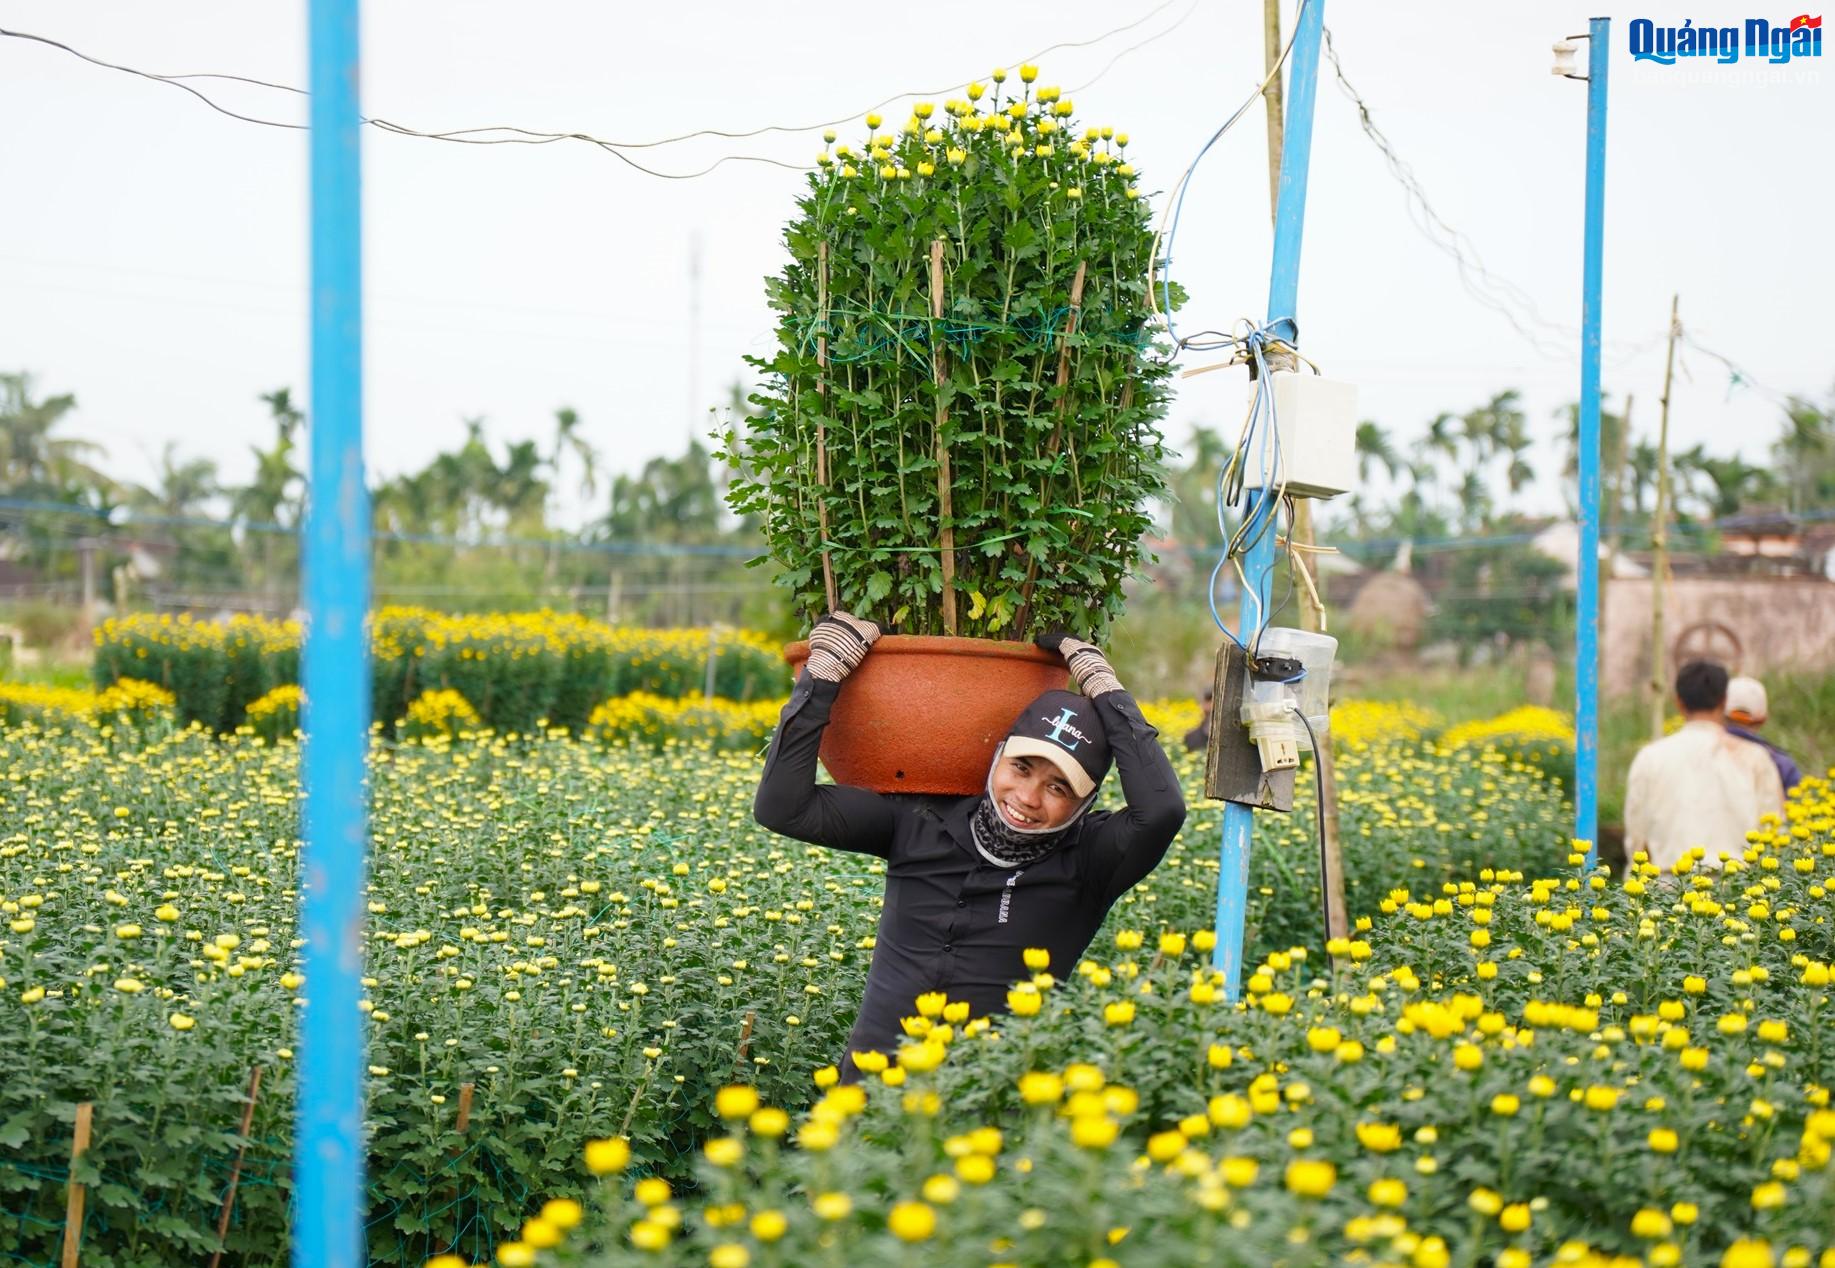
[
  {"left": 1724, "top": 675, "right": 1802, "bottom": 794},
  {"left": 1625, "top": 659, "right": 1785, "bottom": 873},
  {"left": 753, "top": 611, "right": 1186, "bottom": 1082}
]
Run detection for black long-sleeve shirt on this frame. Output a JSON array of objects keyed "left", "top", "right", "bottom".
[{"left": 753, "top": 671, "right": 1187, "bottom": 1080}]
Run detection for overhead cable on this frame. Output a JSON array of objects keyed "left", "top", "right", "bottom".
[{"left": 1, "top": 4, "right": 1188, "bottom": 178}]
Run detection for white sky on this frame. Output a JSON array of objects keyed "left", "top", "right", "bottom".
[{"left": 2, "top": 1, "right": 1830, "bottom": 528}]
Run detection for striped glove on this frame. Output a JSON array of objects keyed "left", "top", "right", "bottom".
[
  {"left": 1035, "top": 631, "right": 1123, "bottom": 698},
  {"left": 805, "top": 611, "right": 882, "bottom": 683}
]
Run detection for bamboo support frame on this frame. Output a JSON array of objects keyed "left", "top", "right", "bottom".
[
  {"left": 816, "top": 243, "right": 838, "bottom": 613},
  {"left": 929, "top": 240, "right": 959, "bottom": 635},
  {"left": 208, "top": 1067, "right": 265, "bottom": 1268},
  {"left": 61, "top": 1102, "right": 93, "bottom": 1268},
  {"left": 1013, "top": 260, "right": 1088, "bottom": 632}
]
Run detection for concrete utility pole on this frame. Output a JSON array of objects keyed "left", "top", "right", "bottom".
[
  {"left": 1650, "top": 294, "right": 1680, "bottom": 739},
  {"left": 296, "top": 2, "right": 372, "bottom": 1264},
  {"left": 1567, "top": 17, "right": 1611, "bottom": 869},
  {"left": 1263, "top": 0, "right": 1345, "bottom": 943},
  {"left": 1214, "top": 0, "right": 1328, "bottom": 996}
]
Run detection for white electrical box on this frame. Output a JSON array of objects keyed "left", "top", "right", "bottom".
[{"left": 1245, "top": 370, "right": 1359, "bottom": 499}]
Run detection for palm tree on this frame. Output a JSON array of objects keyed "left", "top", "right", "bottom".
[
  {"left": 235, "top": 389, "right": 304, "bottom": 529},
  {"left": 495, "top": 438, "right": 550, "bottom": 531},
  {"left": 132, "top": 442, "right": 219, "bottom": 520},
  {"left": 232, "top": 389, "right": 306, "bottom": 603},
  {"left": 0, "top": 372, "right": 111, "bottom": 501},
  {"left": 1353, "top": 421, "right": 1400, "bottom": 485},
  {"left": 1556, "top": 397, "right": 1629, "bottom": 518},
  {"left": 1679, "top": 452, "right": 1773, "bottom": 519},
  {"left": 1772, "top": 392, "right": 1834, "bottom": 512},
  {"left": 1454, "top": 470, "right": 1492, "bottom": 533},
  {"left": 1668, "top": 445, "right": 1714, "bottom": 523},
  {"left": 1163, "top": 425, "right": 1231, "bottom": 547},
  {"left": 549, "top": 407, "right": 600, "bottom": 508}
]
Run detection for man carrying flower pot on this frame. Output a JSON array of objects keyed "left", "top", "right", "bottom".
[{"left": 753, "top": 611, "right": 1186, "bottom": 1083}]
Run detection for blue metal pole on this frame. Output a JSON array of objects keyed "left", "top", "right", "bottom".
[
  {"left": 1213, "top": 0, "right": 1326, "bottom": 997},
  {"left": 1576, "top": 17, "right": 1609, "bottom": 871},
  {"left": 295, "top": 0, "right": 369, "bottom": 1264}
]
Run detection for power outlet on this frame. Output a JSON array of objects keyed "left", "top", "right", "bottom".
[{"left": 1203, "top": 641, "right": 1296, "bottom": 813}]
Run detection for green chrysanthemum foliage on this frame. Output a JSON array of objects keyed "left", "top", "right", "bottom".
[{"left": 724, "top": 72, "right": 1183, "bottom": 640}]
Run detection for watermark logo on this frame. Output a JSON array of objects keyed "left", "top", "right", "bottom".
[{"left": 1629, "top": 14, "right": 1822, "bottom": 65}]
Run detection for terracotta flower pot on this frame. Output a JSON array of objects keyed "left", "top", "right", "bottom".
[{"left": 783, "top": 635, "right": 1070, "bottom": 795}]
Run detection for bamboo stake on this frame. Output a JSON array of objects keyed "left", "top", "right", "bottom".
[
  {"left": 1602, "top": 393, "right": 1632, "bottom": 652},
  {"left": 1650, "top": 295, "right": 1679, "bottom": 739},
  {"left": 208, "top": 1067, "right": 264, "bottom": 1268},
  {"left": 1013, "top": 260, "right": 1089, "bottom": 632},
  {"left": 816, "top": 243, "right": 839, "bottom": 613},
  {"left": 929, "top": 240, "right": 959, "bottom": 635},
  {"left": 60, "top": 1102, "right": 93, "bottom": 1268},
  {"left": 437, "top": 1081, "right": 479, "bottom": 1257},
  {"left": 734, "top": 1010, "right": 757, "bottom": 1072},
  {"left": 1262, "top": 0, "right": 1287, "bottom": 215}
]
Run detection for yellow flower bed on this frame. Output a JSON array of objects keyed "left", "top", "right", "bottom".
[
  {"left": 243, "top": 683, "right": 303, "bottom": 721},
  {"left": 95, "top": 608, "right": 790, "bottom": 733},
  {"left": 1441, "top": 705, "right": 1575, "bottom": 750},
  {"left": 1330, "top": 699, "right": 1442, "bottom": 748},
  {"left": 242, "top": 683, "right": 304, "bottom": 743},
  {"left": 0, "top": 681, "right": 100, "bottom": 723},
  {"left": 1142, "top": 697, "right": 1449, "bottom": 751},
  {"left": 586, "top": 692, "right": 784, "bottom": 752},
  {"left": 0, "top": 677, "right": 176, "bottom": 727},
  {"left": 402, "top": 688, "right": 484, "bottom": 741},
  {"left": 1137, "top": 697, "right": 1200, "bottom": 738}
]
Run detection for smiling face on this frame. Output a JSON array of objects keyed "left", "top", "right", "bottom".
[{"left": 988, "top": 750, "right": 1084, "bottom": 832}]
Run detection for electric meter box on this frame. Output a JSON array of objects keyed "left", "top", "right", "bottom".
[
  {"left": 1254, "top": 626, "right": 1337, "bottom": 749},
  {"left": 1247, "top": 371, "right": 1359, "bottom": 499}
]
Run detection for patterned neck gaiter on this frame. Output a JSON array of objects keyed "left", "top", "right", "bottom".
[{"left": 969, "top": 742, "right": 1095, "bottom": 868}]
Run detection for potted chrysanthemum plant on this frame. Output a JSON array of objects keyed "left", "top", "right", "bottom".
[{"left": 720, "top": 65, "right": 1181, "bottom": 791}]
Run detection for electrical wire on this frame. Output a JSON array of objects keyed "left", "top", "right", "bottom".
[
  {"left": 1147, "top": 0, "right": 1308, "bottom": 348},
  {"left": 1318, "top": 24, "right": 1723, "bottom": 376},
  {"left": 1066, "top": 0, "right": 1204, "bottom": 94},
  {"left": 2, "top": 4, "right": 1186, "bottom": 178},
  {"left": 1318, "top": 25, "right": 1579, "bottom": 359},
  {"left": 1291, "top": 704, "right": 1332, "bottom": 952},
  {"left": 1676, "top": 332, "right": 1803, "bottom": 409}
]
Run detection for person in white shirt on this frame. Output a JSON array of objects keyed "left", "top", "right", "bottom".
[{"left": 1624, "top": 659, "right": 1786, "bottom": 873}]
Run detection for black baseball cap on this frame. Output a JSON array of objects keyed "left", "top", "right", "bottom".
[{"left": 1001, "top": 689, "right": 1113, "bottom": 798}]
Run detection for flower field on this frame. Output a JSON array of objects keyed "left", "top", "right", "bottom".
[
  {"left": 509, "top": 779, "right": 1835, "bottom": 1268},
  {"left": 90, "top": 609, "right": 786, "bottom": 734},
  {"left": 14, "top": 686, "right": 1821, "bottom": 1265},
  {"left": 0, "top": 695, "right": 1580, "bottom": 1266}
]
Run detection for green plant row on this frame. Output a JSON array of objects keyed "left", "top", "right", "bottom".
[{"left": 91, "top": 608, "right": 790, "bottom": 735}]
